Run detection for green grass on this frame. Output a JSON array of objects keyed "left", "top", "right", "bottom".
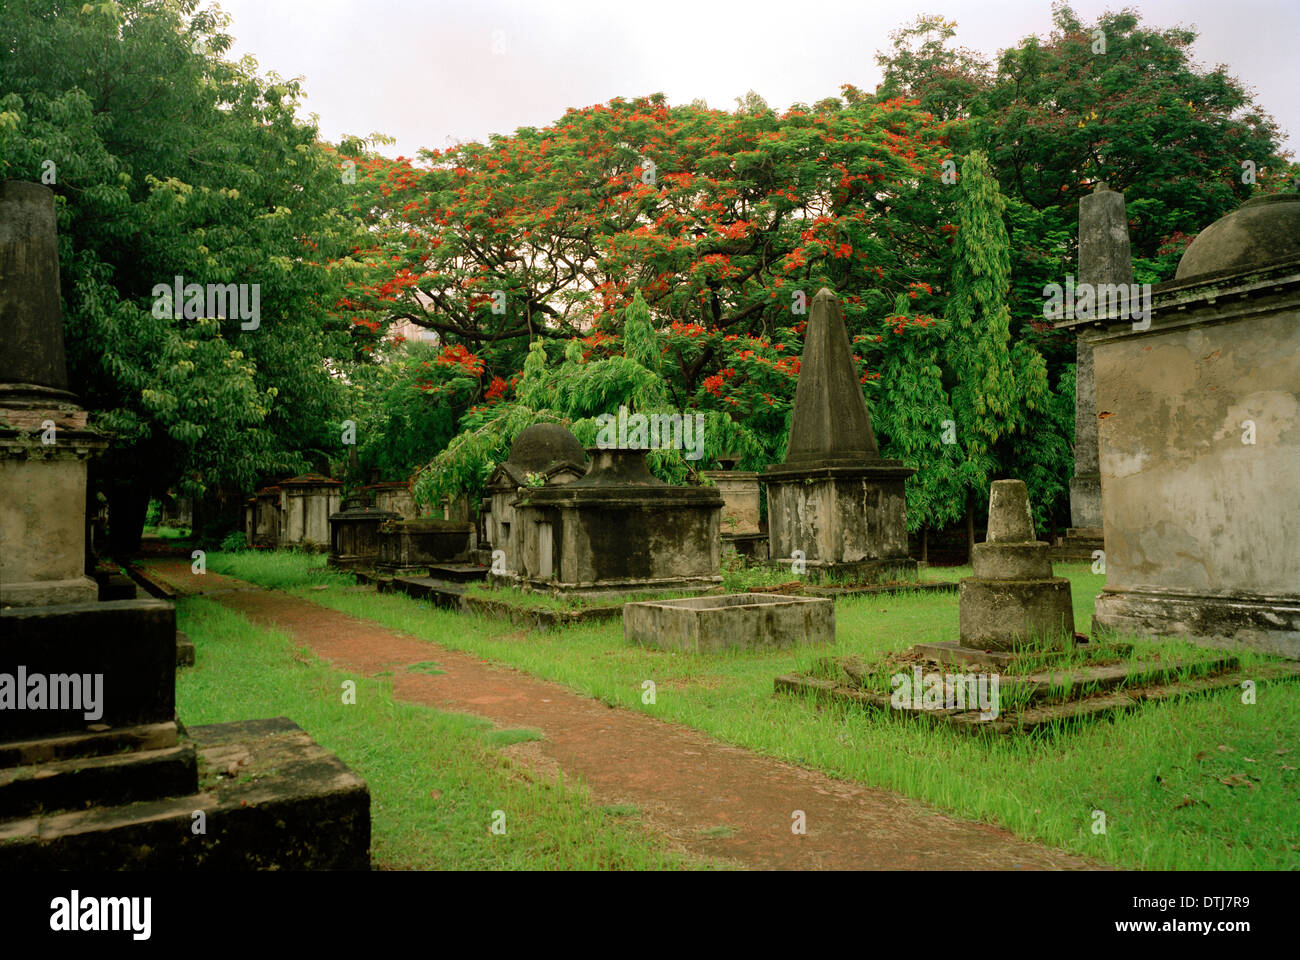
[
  {"left": 174, "top": 596, "right": 703, "bottom": 870},
  {"left": 142, "top": 524, "right": 192, "bottom": 540},
  {"left": 204, "top": 549, "right": 349, "bottom": 590},
  {"left": 201, "top": 550, "right": 1300, "bottom": 870}
]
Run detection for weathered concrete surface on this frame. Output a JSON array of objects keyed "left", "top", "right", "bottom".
[
  {"left": 960, "top": 480, "right": 1074, "bottom": 652},
  {"left": 624, "top": 592, "right": 834, "bottom": 653},
  {"left": 277, "top": 473, "right": 341, "bottom": 551},
  {"left": 0, "top": 718, "right": 371, "bottom": 870},
  {"left": 1070, "top": 183, "right": 1134, "bottom": 530},
  {"left": 1083, "top": 244, "right": 1300, "bottom": 658},
  {"left": 701, "top": 469, "right": 762, "bottom": 534},
  {"left": 513, "top": 448, "right": 723, "bottom": 594}
]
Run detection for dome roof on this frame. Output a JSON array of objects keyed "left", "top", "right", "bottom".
[
  {"left": 1175, "top": 194, "right": 1300, "bottom": 282},
  {"left": 505, "top": 422, "right": 586, "bottom": 471}
]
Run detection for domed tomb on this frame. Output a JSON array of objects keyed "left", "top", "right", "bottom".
[
  {"left": 1175, "top": 194, "right": 1300, "bottom": 282},
  {"left": 482, "top": 422, "right": 589, "bottom": 576},
  {"left": 507, "top": 422, "right": 588, "bottom": 473}
]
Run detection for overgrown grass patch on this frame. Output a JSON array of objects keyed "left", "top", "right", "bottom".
[
  {"left": 174, "top": 596, "right": 702, "bottom": 870},
  {"left": 212, "top": 551, "right": 1300, "bottom": 869},
  {"left": 204, "top": 549, "right": 351, "bottom": 590}
]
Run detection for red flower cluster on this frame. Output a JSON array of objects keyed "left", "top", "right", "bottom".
[{"left": 434, "top": 344, "right": 485, "bottom": 376}]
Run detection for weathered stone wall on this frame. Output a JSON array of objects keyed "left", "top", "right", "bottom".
[
  {"left": 1093, "top": 303, "right": 1299, "bottom": 598},
  {"left": 701, "top": 470, "right": 761, "bottom": 534},
  {"left": 766, "top": 474, "right": 909, "bottom": 564}
]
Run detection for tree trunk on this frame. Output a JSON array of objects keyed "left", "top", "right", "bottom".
[
  {"left": 965, "top": 491, "right": 976, "bottom": 562},
  {"left": 108, "top": 484, "right": 149, "bottom": 558}
]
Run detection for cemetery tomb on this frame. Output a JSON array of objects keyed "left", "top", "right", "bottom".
[
  {"left": 375, "top": 518, "right": 476, "bottom": 575},
  {"left": 511, "top": 445, "right": 723, "bottom": 596},
  {"left": 363, "top": 479, "right": 418, "bottom": 519},
  {"left": 328, "top": 493, "right": 400, "bottom": 570},
  {"left": 482, "top": 422, "right": 588, "bottom": 580},
  {"left": 276, "top": 473, "right": 342, "bottom": 551},
  {"left": 0, "top": 181, "right": 370, "bottom": 868},
  {"left": 1062, "top": 192, "right": 1300, "bottom": 660},
  {"left": 764, "top": 288, "right": 917, "bottom": 583}
]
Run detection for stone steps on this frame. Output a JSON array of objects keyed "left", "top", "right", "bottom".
[
  {"left": 426, "top": 563, "right": 489, "bottom": 584},
  {"left": 0, "top": 718, "right": 370, "bottom": 870},
  {"left": 0, "top": 742, "right": 197, "bottom": 819}
]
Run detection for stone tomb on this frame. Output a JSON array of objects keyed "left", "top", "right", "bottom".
[
  {"left": 1060, "top": 193, "right": 1300, "bottom": 660},
  {"left": 277, "top": 472, "right": 342, "bottom": 551},
  {"left": 0, "top": 180, "right": 369, "bottom": 868},
  {"left": 482, "top": 422, "right": 588, "bottom": 580},
  {"left": 772, "top": 478, "right": 1294, "bottom": 734},
  {"left": 957, "top": 480, "right": 1074, "bottom": 652},
  {"left": 624, "top": 592, "right": 833, "bottom": 653},
  {"left": 511, "top": 446, "right": 723, "bottom": 596},
  {"left": 328, "top": 493, "right": 400, "bottom": 570},
  {"left": 764, "top": 289, "right": 917, "bottom": 583},
  {"left": 375, "top": 518, "right": 476, "bottom": 575}
]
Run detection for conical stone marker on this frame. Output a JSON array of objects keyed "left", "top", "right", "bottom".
[{"left": 959, "top": 480, "right": 1075, "bottom": 651}]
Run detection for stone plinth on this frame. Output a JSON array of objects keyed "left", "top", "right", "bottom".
[
  {"left": 277, "top": 473, "right": 341, "bottom": 551},
  {"left": 1, "top": 430, "right": 107, "bottom": 606},
  {"left": 763, "top": 289, "right": 916, "bottom": 583},
  {"left": 0, "top": 181, "right": 107, "bottom": 606},
  {"left": 328, "top": 495, "right": 399, "bottom": 570},
  {"left": 1062, "top": 194, "right": 1300, "bottom": 660},
  {"left": 765, "top": 462, "right": 916, "bottom": 581},
  {"left": 624, "top": 593, "right": 833, "bottom": 653},
  {"left": 701, "top": 469, "right": 761, "bottom": 534},
  {"left": 511, "top": 447, "right": 722, "bottom": 595},
  {"left": 959, "top": 480, "right": 1074, "bottom": 652},
  {"left": 376, "top": 519, "right": 475, "bottom": 575}
]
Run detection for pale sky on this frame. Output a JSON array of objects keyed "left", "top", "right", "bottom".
[{"left": 209, "top": 0, "right": 1297, "bottom": 160}]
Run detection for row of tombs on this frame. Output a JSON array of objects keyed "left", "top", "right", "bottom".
[
  {"left": 2, "top": 176, "right": 1298, "bottom": 868},
  {"left": 317, "top": 184, "right": 1299, "bottom": 665}
]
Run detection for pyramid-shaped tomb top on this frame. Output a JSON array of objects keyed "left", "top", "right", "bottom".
[{"left": 773, "top": 288, "right": 885, "bottom": 470}]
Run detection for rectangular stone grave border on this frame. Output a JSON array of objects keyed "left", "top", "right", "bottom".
[
  {"left": 624, "top": 592, "right": 834, "bottom": 653},
  {"left": 775, "top": 653, "right": 1300, "bottom": 736}
]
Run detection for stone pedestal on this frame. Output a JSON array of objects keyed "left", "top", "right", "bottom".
[
  {"left": 512, "top": 447, "right": 723, "bottom": 596},
  {"left": 959, "top": 480, "right": 1074, "bottom": 652}
]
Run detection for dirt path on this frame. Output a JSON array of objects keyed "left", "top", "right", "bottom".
[{"left": 147, "top": 558, "right": 1101, "bottom": 870}]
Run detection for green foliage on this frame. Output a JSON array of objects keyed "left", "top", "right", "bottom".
[{"left": 0, "top": 0, "right": 368, "bottom": 501}]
